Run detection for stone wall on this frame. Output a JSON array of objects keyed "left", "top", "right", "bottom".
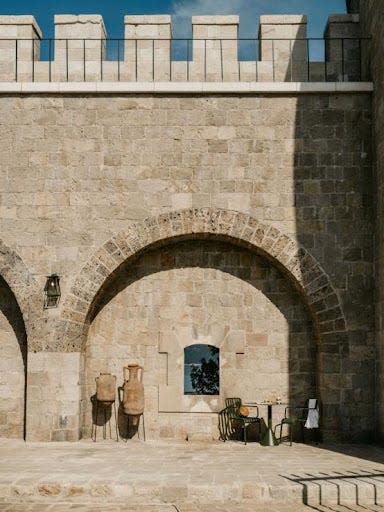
[
  {"left": 0, "top": 91, "right": 374, "bottom": 441},
  {"left": 359, "top": 1, "right": 384, "bottom": 443},
  {"left": 85, "top": 239, "right": 315, "bottom": 440}
]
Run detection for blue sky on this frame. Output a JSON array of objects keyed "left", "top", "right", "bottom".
[{"left": 1, "top": 1, "right": 346, "bottom": 39}]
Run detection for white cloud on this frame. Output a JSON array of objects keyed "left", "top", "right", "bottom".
[
  {"left": 170, "top": 0, "right": 306, "bottom": 37},
  {"left": 171, "top": 0, "right": 252, "bottom": 37},
  {"left": 172, "top": 0, "right": 250, "bottom": 17},
  {"left": 170, "top": 0, "right": 346, "bottom": 37}
]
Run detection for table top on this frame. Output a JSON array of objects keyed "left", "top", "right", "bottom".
[{"left": 245, "top": 401, "right": 288, "bottom": 406}]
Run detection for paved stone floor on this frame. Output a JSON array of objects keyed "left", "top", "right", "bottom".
[
  {"left": 1, "top": 504, "right": 384, "bottom": 512},
  {"left": 1, "top": 439, "right": 384, "bottom": 511}
]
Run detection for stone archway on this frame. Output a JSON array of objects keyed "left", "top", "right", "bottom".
[
  {"left": 0, "top": 239, "right": 40, "bottom": 438},
  {"left": 57, "top": 208, "right": 348, "bottom": 440},
  {"left": 60, "top": 208, "right": 346, "bottom": 350},
  {"left": 0, "top": 238, "right": 41, "bottom": 346}
]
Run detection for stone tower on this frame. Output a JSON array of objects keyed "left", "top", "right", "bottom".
[{"left": 352, "top": 0, "right": 384, "bottom": 444}]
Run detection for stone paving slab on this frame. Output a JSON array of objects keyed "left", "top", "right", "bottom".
[
  {"left": 0, "top": 503, "right": 384, "bottom": 512},
  {"left": 1, "top": 439, "right": 384, "bottom": 510}
]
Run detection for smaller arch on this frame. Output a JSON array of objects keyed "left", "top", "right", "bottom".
[{"left": 0, "top": 240, "right": 39, "bottom": 440}]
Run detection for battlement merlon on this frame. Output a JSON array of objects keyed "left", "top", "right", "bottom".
[
  {"left": 124, "top": 15, "right": 172, "bottom": 39},
  {"left": 192, "top": 16, "right": 239, "bottom": 39},
  {"left": 54, "top": 15, "right": 107, "bottom": 39},
  {"left": 0, "top": 15, "right": 42, "bottom": 39},
  {"left": 0, "top": 13, "right": 366, "bottom": 83}
]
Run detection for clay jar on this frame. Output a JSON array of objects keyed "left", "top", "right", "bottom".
[
  {"left": 95, "top": 373, "right": 116, "bottom": 403},
  {"left": 123, "top": 365, "right": 144, "bottom": 416}
]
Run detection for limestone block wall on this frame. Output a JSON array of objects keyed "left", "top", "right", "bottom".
[
  {"left": 359, "top": 0, "right": 384, "bottom": 443},
  {"left": 0, "top": 14, "right": 366, "bottom": 82},
  {"left": 84, "top": 240, "right": 315, "bottom": 440},
  {"left": 0, "top": 90, "right": 374, "bottom": 441},
  {"left": 26, "top": 352, "right": 80, "bottom": 441}
]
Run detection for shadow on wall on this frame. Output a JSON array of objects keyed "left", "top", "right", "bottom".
[
  {"left": 89, "top": 388, "right": 145, "bottom": 442},
  {"left": 0, "top": 275, "right": 27, "bottom": 368},
  {"left": 0, "top": 275, "right": 28, "bottom": 439},
  {"left": 290, "top": 26, "right": 374, "bottom": 442},
  {"left": 83, "top": 238, "right": 317, "bottom": 441}
]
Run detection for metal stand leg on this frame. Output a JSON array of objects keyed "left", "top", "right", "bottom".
[
  {"left": 123, "top": 413, "right": 145, "bottom": 442},
  {"left": 260, "top": 404, "right": 279, "bottom": 446},
  {"left": 113, "top": 401, "right": 119, "bottom": 442},
  {"left": 141, "top": 413, "right": 146, "bottom": 441},
  {"left": 93, "top": 399, "right": 99, "bottom": 442},
  {"left": 93, "top": 401, "right": 119, "bottom": 442},
  {"left": 137, "top": 414, "right": 146, "bottom": 441},
  {"left": 103, "top": 405, "right": 107, "bottom": 439},
  {"left": 124, "top": 414, "right": 129, "bottom": 443}
]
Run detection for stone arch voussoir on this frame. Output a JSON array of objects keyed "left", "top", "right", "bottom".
[
  {"left": 60, "top": 208, "right": 346, "bottom": 351},
  {"left": 0, "top": 239, "right": 41, "bottom": 347}
]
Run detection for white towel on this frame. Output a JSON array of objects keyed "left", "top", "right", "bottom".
[{"left": 304, "top": 399, "right": 319, "bottom": 429}]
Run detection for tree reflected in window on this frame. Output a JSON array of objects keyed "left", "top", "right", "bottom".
[{"left": 184, "top": 344, "right": 219, "bottom": 395}]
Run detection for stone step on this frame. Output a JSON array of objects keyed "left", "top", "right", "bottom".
[
  {"left": 1, "top": 475, "right": 384, "bottom": 508},
  {"left": 1, "top": 502, "right": 384, "bottom": 512},
  {"left": 0, "top": 480, "right": 304, "bottom": 506}
]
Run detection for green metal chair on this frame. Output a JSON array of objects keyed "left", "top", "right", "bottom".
[
  {"left": 274, "top": 398, "right": 319, "bottom": 446},
  {"left": 225, "top": 397, "right": 261, "bottom": 445}
]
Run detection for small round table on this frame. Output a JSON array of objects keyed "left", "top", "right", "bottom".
[{"left": 257, "top": 401, "right": 287, "bottom": 446}]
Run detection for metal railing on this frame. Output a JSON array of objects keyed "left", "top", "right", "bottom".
[{"left": 0, "top": 37, "right": 371, "bottom": 83}]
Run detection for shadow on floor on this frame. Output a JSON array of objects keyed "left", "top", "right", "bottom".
[{"left": 281, "top": 468, "right": 384, "bottom": 511}]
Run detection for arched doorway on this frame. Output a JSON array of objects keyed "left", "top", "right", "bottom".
[
  {"left": 83, "top": 238, "right": 316, "bottom": 440},
  {"left": 59, "top": 208, "right": 346, "bottom": 441}
]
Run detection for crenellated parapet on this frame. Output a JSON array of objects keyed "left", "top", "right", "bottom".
[{"left": 0, "top": 13, "right": 368, "bottom": 83}]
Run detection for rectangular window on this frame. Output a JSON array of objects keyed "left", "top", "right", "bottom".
[{"left": 184, "top": 344, "right": 219, "bottom": 395}]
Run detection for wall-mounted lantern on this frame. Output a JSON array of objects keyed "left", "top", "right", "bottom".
[{"left": 44, "top": 274, "right": 61, "bottom": 308}]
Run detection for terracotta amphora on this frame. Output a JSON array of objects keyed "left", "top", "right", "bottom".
[
  {"left": 95, "top": 373, "right": 116, "bottom": 403},
  {"left": 123, "top": 364, "right": 144, "bottom": 416}
]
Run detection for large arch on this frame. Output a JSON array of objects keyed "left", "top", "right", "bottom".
[
  {"left": 59, "top": 207, "right": 346, "bottom": 350},
  {"left": 58, "top": 208, "right": 348, "bottom": 440}
]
